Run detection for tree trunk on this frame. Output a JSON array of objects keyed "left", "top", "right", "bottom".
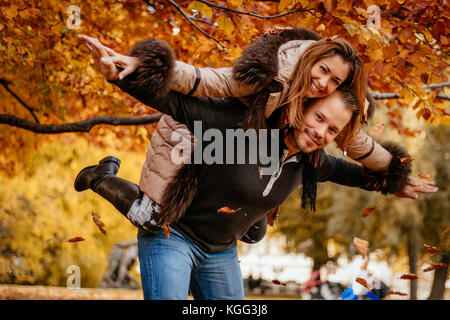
[
  {"left": 407, "top": 227, "right": 418, "bottom": 300},
  {"left": 427, "top": 253, "right": 449, "bottom": 300}
]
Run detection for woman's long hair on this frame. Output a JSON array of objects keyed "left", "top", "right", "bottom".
[{"left": 286, "top": 37, "right": 366, "bottom": 149}]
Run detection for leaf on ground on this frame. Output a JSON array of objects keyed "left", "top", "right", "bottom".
[
  {"left": 272, "top": 279, "right": 287, "bottom": 286},
  {"left": 92, "top": 212, "right": 107, "bottom": 235},
  {"left": 68, "top": 236, "right": 85, "bottom": 242},
  {"left": 218, "top": 206, "right": 241, "bottom": 214},
  {"left": 353, "top": 237, "right": 369, "bottom": 259},
  {"left": 388, "top": 290, "right": 407, "bottom": 296},
  {"left": 362, "top": 204, "right": 378, "bottom": 217},
  {"left": 400, "top": 273, "right": 418, "bottom": 280}
]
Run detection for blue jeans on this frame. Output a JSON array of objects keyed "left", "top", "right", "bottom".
[{"left": 137, "top": 227, "right": 244, "bottom": 300}]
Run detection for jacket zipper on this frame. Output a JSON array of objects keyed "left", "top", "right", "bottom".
[{"left": 262, "top": 149, "right": 302, "bottom": 197}]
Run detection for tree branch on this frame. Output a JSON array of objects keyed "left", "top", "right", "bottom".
[
  {"left": 164, "top": 0, "right": 227, "bottom": 50},
  {"left": 0, "top": 79, "right": 40, "bottom": 123},
  {"left": 0, "top": 113, "right": 162, "bottom": 134},
  {"left": 196, "top": 0, "right": 315, "bottom": 19}
]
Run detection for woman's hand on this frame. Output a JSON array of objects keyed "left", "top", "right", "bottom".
[
  {"left": 394, "top": 175, "right": 438, "bottom": 199},
  {"left": 78, "top": 35, "right": 140, "bottom": 81}
]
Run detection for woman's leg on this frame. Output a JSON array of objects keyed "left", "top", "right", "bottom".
[
  {"left": 189, "top": 245, "right": 244, "bottom": 300},
  {"left": 137, "top": 228, "right": 196, "bottom": 300}
]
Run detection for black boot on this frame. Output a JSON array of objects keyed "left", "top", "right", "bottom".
[
  {"left": 74, "top": 156, "right": 121, "bottom": 192},
  {"left": 74, "top": 156, "right": 141, "bottom": 216}
]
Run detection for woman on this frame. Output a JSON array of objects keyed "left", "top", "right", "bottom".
[{"left": 77, "top": 30, "right": 428, "bottom": 235}]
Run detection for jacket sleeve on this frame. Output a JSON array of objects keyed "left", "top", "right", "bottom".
[
  {"left": 317, "top": 149, "right": 411, "bottom": 195},
  {"left": 335, "top": 130, "right": 412, "bottom": 194},
  {"left": 109, "top": 74, "right": 245, "bottom": 134},
  {"left": 172, "top": 61, "right": 258, "bottom": 98},
  {"left": 317, "top": 152, "right": 373, "bottom": 191},
  {"left": 343, "top": 129, "right": 392, "bottom": 170}
]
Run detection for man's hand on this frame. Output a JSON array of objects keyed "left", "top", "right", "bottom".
[
  {"left": 394, "top": 175, "right": 438, "bottom": 199},
  {"left": 78, "top": 35, "right": 140, "bottom": 81}
]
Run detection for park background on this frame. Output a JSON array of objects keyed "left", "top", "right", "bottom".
[{"left": 0, "top": 0, "right": 448, "bottom": 299}]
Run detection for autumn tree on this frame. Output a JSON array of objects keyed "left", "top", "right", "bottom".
[{"left": 0, "top": 0, "right": 448, "bottom": 289}]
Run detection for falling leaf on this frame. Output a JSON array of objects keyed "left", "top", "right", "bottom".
[
  {"left": 92, "top": 212, "right": 107, "bottom": 235},
  {"left": 355, "top": 277, "right": 369, "bottom": 289},
  {"left": 423, "top": 263, "right": 448, "bottom": 272},
  {"left": 68, "top": 236, "right": 85, "bottom": 242},
  {"left": 218, "top": 206, "right": 241, "bottom": 214},
  {"left": 163, "top": 223, "right": 170, "bottom": 239},
  {"left": 424, "top": 244, "right": 441, "bottom": 254},
  {"left": 400, "top": 273, "right": 418, "bottom": 280},
  {"left": 418, "top": 173, "right": 431, "bottom": 179},
  {"left": 440, "top": 227, "right": 450, "bottom": 239},
  {"left": 369, "top": 123, "right": 384, "bottom": 136},
  {"left": 353, "top": 237, "right": 369, "bottom": 259},
  {"left": 400, "top": 157, "right": 413, "bottom": 163},
  {"left": 362, "top": 204, "right": 378, "bottom": 217},
  {"left": 272, "top": 279, "right": 287, "bottom": 286},
  {"left": 388, "top": 290, "right": 407, "bottom": 296}
]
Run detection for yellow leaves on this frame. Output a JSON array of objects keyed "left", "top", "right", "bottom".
[
  {"left": 229, "top": 0, "right": 243, "bottom": 6},
  {"left": 2, "top": 5, "right": 18, "bottom": 19},
  {"left": 187, "top": 1, "right": 213, "bottom": 17},
  {"left": 217, "top": 15, "right": 235, "bottom": 36},
  {"left": 343, "top": 24, "right": 358, "bottom": 37},
  {"left": 227, "top": 46, "right": 243, "bottom": 60},
  {"left": 278, "top": 0, "right": 296, "bottom": 11}
]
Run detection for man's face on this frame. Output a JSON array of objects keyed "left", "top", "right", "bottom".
[{"left": 293, "top": 91, "right": 352, "bottom": 153}]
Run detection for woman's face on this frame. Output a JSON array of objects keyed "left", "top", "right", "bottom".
[{"left": 307, "top": 55, "right": 351, "bottom": 98}]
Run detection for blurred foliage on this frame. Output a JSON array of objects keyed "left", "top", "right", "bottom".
[{"left": 0, "top": 136, "right": 144, "bottom": 287}]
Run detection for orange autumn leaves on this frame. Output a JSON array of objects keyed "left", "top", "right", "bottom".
[
  {"left": 353, "top": 237, "right": 369, "bottom": 259},
  {"left": 67, "top": 212, "right": 107, "bottom": 243},
  {"left": 362, "top": 204, "right": 378, "bottom": 218}
]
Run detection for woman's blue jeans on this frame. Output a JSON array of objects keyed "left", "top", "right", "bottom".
[{"left": 137, "top": 227, "right": 244, "bottom": 300}]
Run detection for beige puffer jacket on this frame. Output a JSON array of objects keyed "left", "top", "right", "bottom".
[{"left": 139, "top": 39, "right": 393, "bottom": 205}]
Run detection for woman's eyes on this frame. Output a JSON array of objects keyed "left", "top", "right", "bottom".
[{"left": 320, "top": 65, "right": 340, "bottom": 85}]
